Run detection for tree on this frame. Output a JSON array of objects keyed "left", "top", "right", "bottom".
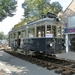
[
  {"left": 50, "top": 2, "right": 62, "bottom": 14},
  {"left": 0, "top": 0, "right": 17, "bottom": 21},
  {"left": 14, "top": 19, "right": 26, "bottom": 29},
  {"left": 0, "top": 32, "right": 8, "bottom": 41},
  {"left": 4, "top": 34, "right": 8, "bottom": 41},
  {"left": 0, "top": 32, "right": 4, "bottom": 40},
  {"left": 22, "top": 0, "right": 63, "bottom": 23}
]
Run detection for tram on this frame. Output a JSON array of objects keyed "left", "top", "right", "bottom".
[{"left": 8, "top": 13, "right": 65, "bottom": 56}]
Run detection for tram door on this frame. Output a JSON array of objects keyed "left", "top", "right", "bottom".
[{"left": 17, "top": 32, "right": 21, "bottom": 47}]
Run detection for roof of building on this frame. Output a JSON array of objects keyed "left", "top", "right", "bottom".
[{"left": 64, "top": 0, "right": 75, "bottom": 12}]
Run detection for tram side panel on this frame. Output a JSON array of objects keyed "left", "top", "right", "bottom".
[
  {"left": 46, "top": 38, "right": 54, "bottom": 54},
  {"left": 23, "top": 38, "right": 45, "bottom": 52},
  {"left": 8, "top": 37, "right": 65, "bottom": 55},
  {"left": 45, "top": 38, "right": 65, "bottom": 54},
  {"left": 22, "top": 38, "right": 65, "bottom": 55}
]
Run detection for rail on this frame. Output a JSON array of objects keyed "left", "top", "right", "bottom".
[{"left": 4, "top": 49, "right": 75, "bottom": 75}]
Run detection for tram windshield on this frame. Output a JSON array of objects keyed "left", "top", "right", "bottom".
[
  {"left": 47, "top": 25, "right": 51, "bottom": 34},
  {"left": 37, "top": 25, "right": 45, "bottom": 37},
  {"left": 36, "top": 24, "right": 62, "bottom": 38},
  {"left": 46, "top": 25, "right": 56, "bottom": 37}
]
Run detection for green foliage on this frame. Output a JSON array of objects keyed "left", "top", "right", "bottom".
[
  {"left": 0, "top": 32, "right": 8, "bottom": 40},
  {"left": 0, "top": 32, "right": 4, "bottom": 40},
  {"left": 0, "top": 0, "right": 17, "bottom": 21},
  {"left": 50, "top": 1, "right": 63, "bottom": 14},
  {"left": 4, "top": 34, "right": 8, "bottom": 41},
  {"left": 22, "top": 0, "right": 63, "bottom": 23}
]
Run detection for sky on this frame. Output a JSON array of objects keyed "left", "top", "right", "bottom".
[
  {"left": 0, "top": 0, "right": 72, "bottom": 35},
  {"left": 51, "top": 0, "right": 72, "bottom": 10}
]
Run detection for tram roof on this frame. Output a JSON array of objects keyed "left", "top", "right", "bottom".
[
  {"left": 9, "top": 18, "right": 63, "bottom": 33},
  {"left": 26, "top": 17, "right": 55, "bottom": 25},
  {"left": 27, "top": 18, "right": 63, "bottom": 25}
]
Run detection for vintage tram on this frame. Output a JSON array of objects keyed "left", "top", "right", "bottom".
[{"left": 8, "top": 14, "right": 65, "bottom": 56}]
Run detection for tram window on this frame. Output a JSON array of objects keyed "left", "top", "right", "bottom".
[
  {"left": 13, "top": 33, "right": 15, "bottom": 38},
  {"left": 22, "top": 30, "right": 26, "bottom": 38},
  {"left": 12, "top": 33, "right": 14, "bottom": 38},
  {"left": 37, "top": 26, "right": 41, "bottom": 37},
  {"left": 41, "top": 26, "right": 45, "bottom": 37},
  {"left": 11, "top": 33, "right": 12, "bottom": 38},
  {"left": 47, "top": 25, "right": 51, "bottom": 34},
  {"left": 11, "top": 33, "right": 14, "bottom": 38},
  {"left": 10, "top": 34, "right": 11, "bottom": 38},
  {"left": 18, "top": 32, "right": 21, "bottom": 39},
  {"left": 14, "top": 33, "right": 17, "bottom": 38},
  {"left": 52, "top": 26, "right": 56, "bottom": 37},
  {"left": 57, "top": 26, "right": 61, "bottom": 37},
  {"left": 25, "top": 30, "right": 26, "bottom": 38},
  {"left": 28, "top": 28, "right": 35, "bottom": 37},
  {"left": 36, "top": 25, "right": 45, "bottom": 37},
  {"left": 15, "top": 33, "right": 17, "bottom": 38},
  {"left": 9, "top": 34, "right": 10, "bottom": 39},
  {"left": 21, "top": 31, "right": 23, "bottom": 38},
  {"left": 10, "top": 34, "right": 12, "bottom": 38}
]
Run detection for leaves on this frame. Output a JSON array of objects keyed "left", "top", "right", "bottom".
[
  {"left": 14, "top": 20, "right": 26, "bottom": 29},
  {"left": 22, "top": 0, "right": 63, "bottom": 23},
  {"left": 0, "top": 0, "right": 17, "bottom": 21},
  {"left": 50, "top": 1, "right": 63, "bottom": 14},
  {"left": 0, "top": 32, "right": 4, "bottom": 40}
]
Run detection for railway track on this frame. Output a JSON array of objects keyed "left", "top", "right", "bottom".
[{"left": 4, "top": 50, "right": 75, "bottom": 75}]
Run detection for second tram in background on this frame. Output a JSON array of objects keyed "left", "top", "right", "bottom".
[{"left": 8, "top": 13, "right": 65, "bottom": 56}]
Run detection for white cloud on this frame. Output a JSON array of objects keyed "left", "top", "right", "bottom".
[{"left": 0, "top": 0, "right": 25, "bottom": 35}]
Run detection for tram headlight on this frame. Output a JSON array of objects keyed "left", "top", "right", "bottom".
[{"left": 50, "top": 43, "right": 52, "bottom": 47}]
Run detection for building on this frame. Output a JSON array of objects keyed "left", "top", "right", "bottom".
[{"left": 62, "top": 0, "right": 75, "bottom": 52}]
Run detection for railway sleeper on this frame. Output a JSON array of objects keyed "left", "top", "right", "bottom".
[
  {"left": 61, "top": 71, "right": 72, "bottom": 75},
  {"left": 30, "top": 59, "right": 37, "bottom": 64},
  {"left": 36, "top": 62, "right": 42, "bottom": 66},
  {"left": 47, "top": 65, "right": 56, "bottom": 70},
  {"left": 63, "top": 62, "right": 70, "bottom": 66},
  {"left": 31, "top": 61, "right": 36, "bottom": 64},
  {"left": 32, "top": 60, "right": 39, "bottom": 64},
  {"left": 27, "top": 57, "right": 33, "bottom": 62},
  {"left": 55, "top": 68, "right": 64, "bottom": 74},
  {"left": 41, "top": 63, "right": 47, "bottom": 68},
  {"left": 67, "top": 64, "right": 75, "bottom": 68},
  {"left": 24, "top": 57, "right": 30, "bottom": 61}
]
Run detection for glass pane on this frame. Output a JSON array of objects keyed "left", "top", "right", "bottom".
[
  {"left": 36, "top": 25, "right": 45, "bottom": 37},
  {"left": 22, "top": 30, "right": 26, "bottom": 38},
  {"left": 28, "top": 28, "right": 35, "bottom": 37},
  {"left": 14, "top": 33, "right": 17, "bottom": 38},
  {"left": 47, "top": 25, "right": 51, "bottom": 34},
  {"left": 41, "top": 26, "right": 45, "bottom": 37},
  {"left": 57, "top": 26, "right": 61, "bottom": 37},
  {"left": 46, "top": 25, "right": 53, "bottom": 38},
  {"left": 37, "top": 26, "right": 41, "bottom": 37},
  {"left": 52, "top": 26, "right": 56, "bottom": 37}
]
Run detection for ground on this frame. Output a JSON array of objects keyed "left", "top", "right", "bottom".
[{"left": 0, "top": 51, "right": 60, "bottom": 75}]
